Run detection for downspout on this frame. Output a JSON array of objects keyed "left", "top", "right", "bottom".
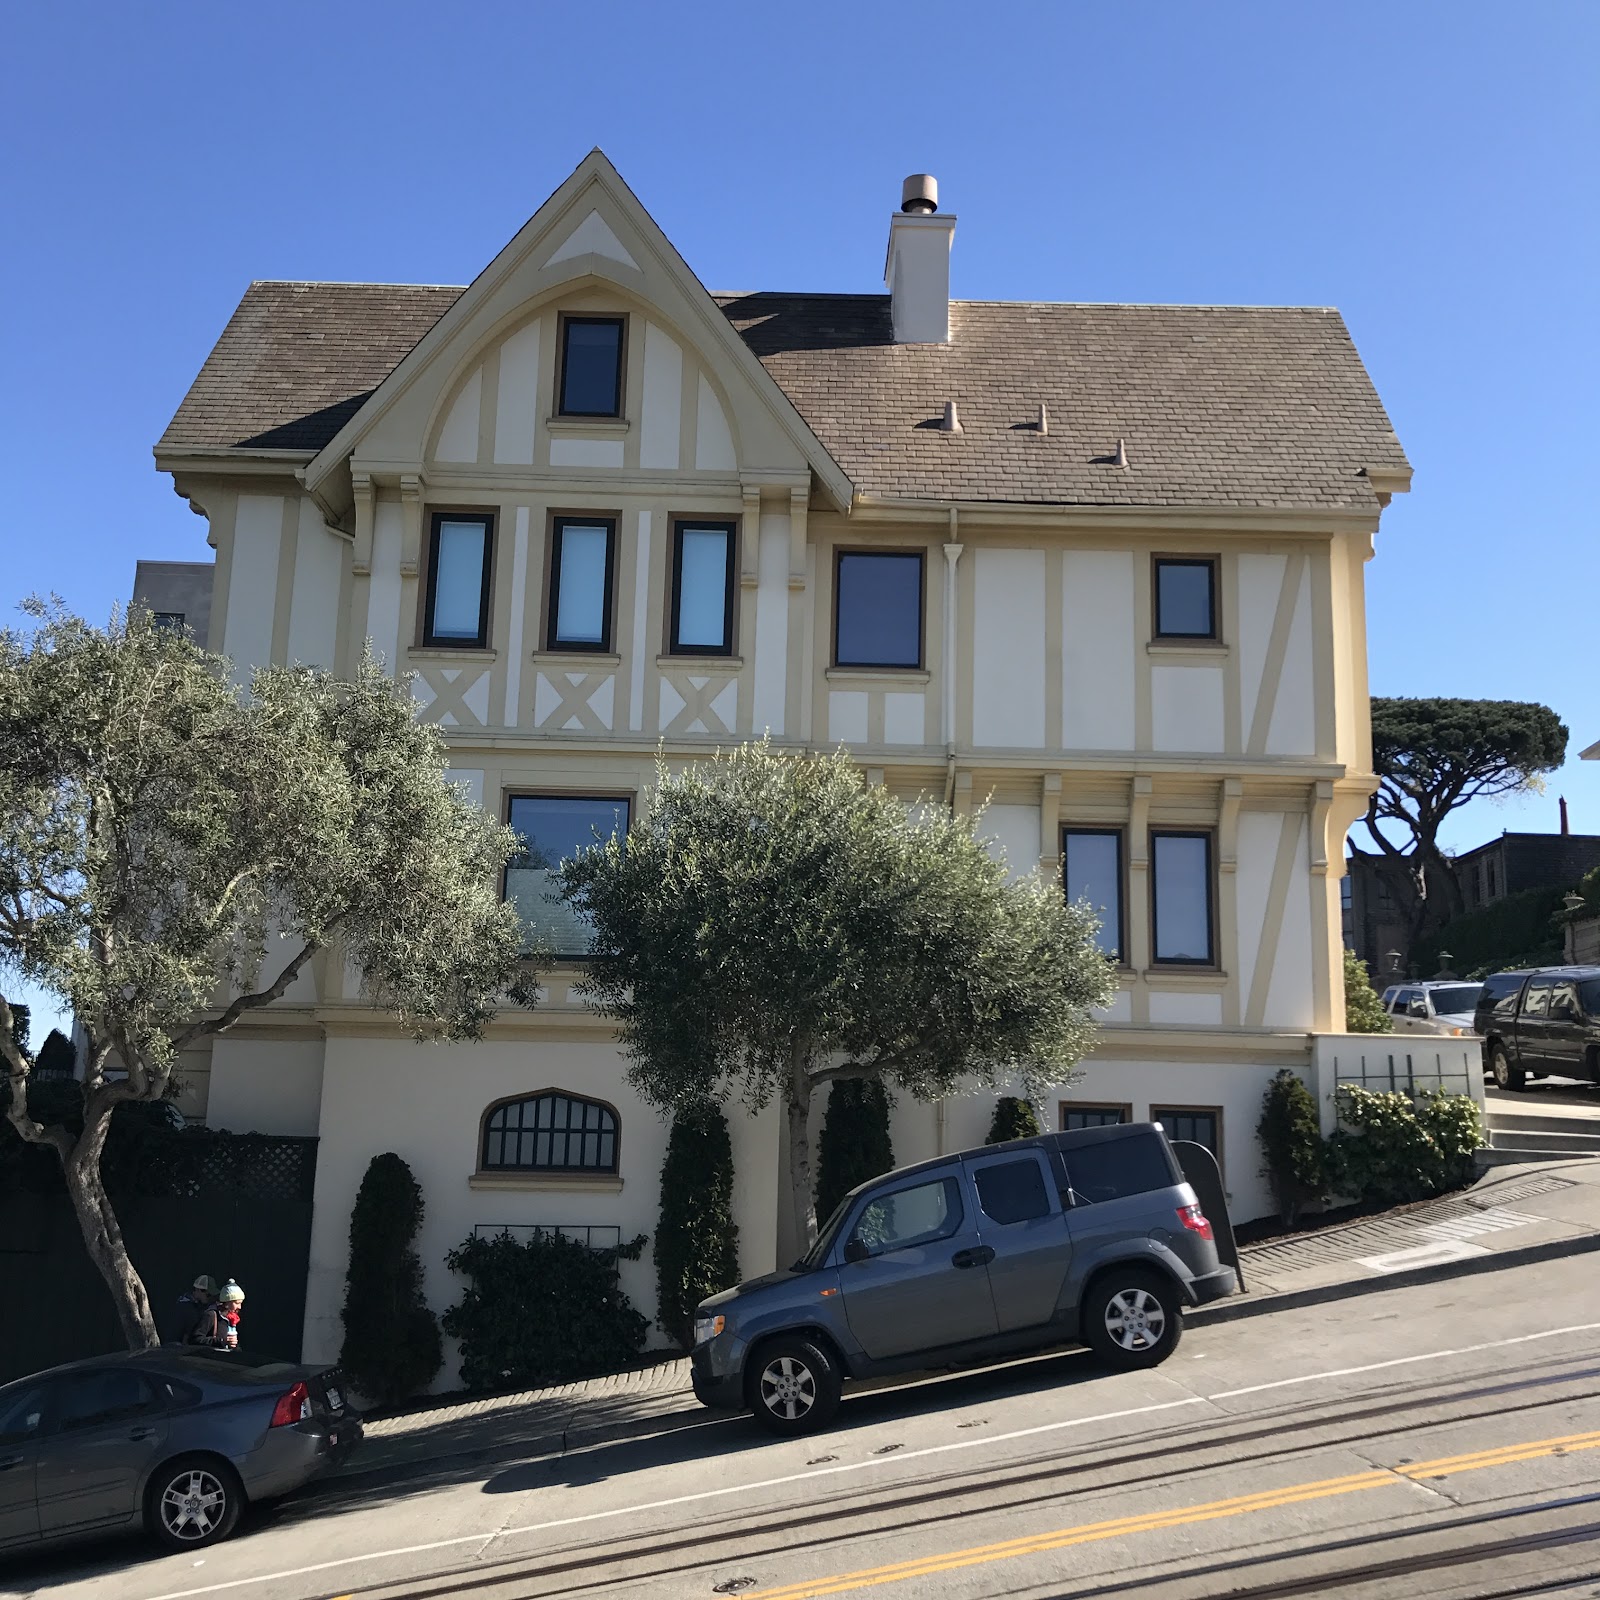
[
  {"left": 937, "top": 516, "right": 964, "bottom": 1154},
  {"left": 941, "top": 518, "right": 964, "bottom": 809}
]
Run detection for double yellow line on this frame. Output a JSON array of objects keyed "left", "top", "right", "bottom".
[{"left": 747, "top": 1427, "right": 1600, "bottom": 1599}]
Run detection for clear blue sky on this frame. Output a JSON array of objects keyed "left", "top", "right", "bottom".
[{"left": 4, "top": 3, "right": 1597, "bottom": 1038}]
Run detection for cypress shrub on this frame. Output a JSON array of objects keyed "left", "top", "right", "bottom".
[
  {"left": 338, "top": 1153, "right": 443, "bottom": 1407},
  {"left": 1256, "top": 1070, "right": 1327, "bottom": 1225},
  {"left": 986, "top": 1096, "right": 1043, "bottom": 1144},
  {"left": 814, "top": 1079, "right": 894, "bottom": 1224},
  {"left": 442, "top": 1230, "right": 648, "bottom": 1392},
  {"left": 655, "top": 1103, "right": 740, "bottom": 1349}
]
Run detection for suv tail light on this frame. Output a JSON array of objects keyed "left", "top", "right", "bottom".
[
  {"left": 1177, "top": 1203, "right": 1213, "bottom": 1241},
  {"left": 270, "top": 1381, "right": 312, "bottom": 1428}
]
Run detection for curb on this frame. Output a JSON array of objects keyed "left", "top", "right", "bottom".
[{"left": 1190, "top": 1231, "right": 1600, "bottom": 1328}]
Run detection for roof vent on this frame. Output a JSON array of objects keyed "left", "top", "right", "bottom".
[
  {"left": 940, "top": 401, "right": 962, "bottom": 433},
  {"left": 901, "top": 174, "right": 939, "bottom": 214},
  {"left": 1114, "top": 438, "right": 1129, "bottom": 469},
  {"left": 1036, "top": 403, "right": 1049, "bottom": 435}
]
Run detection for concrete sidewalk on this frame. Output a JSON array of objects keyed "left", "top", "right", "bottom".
[{"left": 333, "top": 1156, "right": 1600, "bottom": 1487}]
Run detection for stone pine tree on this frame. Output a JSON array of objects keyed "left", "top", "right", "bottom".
[
  {"left": 1355, "top": 697, "right": 1567, "bottom": 958},
  {"left": 654, "top": 1103, "right": 740, "bottom": 1349},
  {"left": 561, "top": 741, "right": 1114, "bottom": 1246},
  {"left": 337, "top": 1153, "right": 442, "bottom": 1404},
  {"left": 0, "top": 605, "right": 537, "bottom": 1349},
  {"left": 814, "top": 1079, "right": 895, "bottom": 1224}
]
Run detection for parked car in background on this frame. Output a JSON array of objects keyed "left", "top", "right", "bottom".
[
  {"left": 1378, "top": 981, "right": 1484, "bottom": 1036},
  {"left": 1475, "top": 966, "right": 1600, "bottom": 1090},
  {"left": 691, "top": 1122, "right": 1236, "bottom": 1435},
  {"left": 0, "top": 1348, "right": 357, "bottom": 1556}
]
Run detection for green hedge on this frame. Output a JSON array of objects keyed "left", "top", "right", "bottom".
[
  {"left": 1414, "top": 885, "right": 1566, "bottom": 978},
  {"left": 654, "top": 1104, "right": 740, "bottom": 1350},
  {"left": 1256, "top": 1070, "right": 1328, "bottom": 1224},
  {"left": 1326, "top": 1086, "right": 1482, "bottom": 1206},
  {"left": 442, "top": 1229, "right": 648, "bottom": 1393}
]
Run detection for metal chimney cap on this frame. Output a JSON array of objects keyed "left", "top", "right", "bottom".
[{"left": 901, "top": 174, "right": 939, "bottom": 214}]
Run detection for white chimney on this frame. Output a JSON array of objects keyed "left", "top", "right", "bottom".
[{"left": 885, "top": 174, "right": 955, "bottom": 344}]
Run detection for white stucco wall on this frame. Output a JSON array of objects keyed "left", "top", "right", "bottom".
[
  {"left": 973, "top": 549, "right": 1046, "bottom": 748},
  {"left": 1062, "top": 550, "right": 1135, "bottom": 750},
  {"left": 977, "top": 803, "right": 1043, "bottom": 881},
  {"left": 301, "top": 1038, "right": 780, "bottom": 1389},
  {"left": 286, "top": 498, "right": 344, "bottom": 670},
  {"left": 205, "top": 1038, "right": 325, "bottom": 1137},
  {"left": 224, "top": 494, "right": 284, "bottom": 683}
]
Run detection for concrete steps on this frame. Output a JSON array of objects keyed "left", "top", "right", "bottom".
[{"left": 1483, "top": 1091, "right": 1600, "bottom": 1162}]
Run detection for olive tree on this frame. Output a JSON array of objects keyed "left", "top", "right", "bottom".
[
  {"left": 0, "top": 605, "right": 535, "bottom": 1348},
  {"left": 561, "top": 742, "right": 1114, "bottom": 1245},
  {"left": 1356, "top": 698, "right": 1567, "bottom": 957}
]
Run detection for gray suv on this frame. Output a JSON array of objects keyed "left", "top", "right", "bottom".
[{"left": 691, "top": 1121, "right": 1236, "bottom": 1434}]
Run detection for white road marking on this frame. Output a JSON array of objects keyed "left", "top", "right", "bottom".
[
  {"left": 1209, "top": 1322, "right": 1600, "bottom": 1399},
  {"left": 131, "top": 1318, "right": 1600, "bottom": 1600},
  {"left": 1359, "top": 1239, "right": 1491, "bottom": 1273}
]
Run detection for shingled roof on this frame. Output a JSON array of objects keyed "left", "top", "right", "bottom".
[{"left": 159, "top": 281, "right": 1408, "bottom": 510}]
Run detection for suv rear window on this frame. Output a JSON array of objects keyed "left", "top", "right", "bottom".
[
  {"left": 1581, "top": 979, "right": 1600, "bottom": 1016},
  {"left": 1062, "top": 1134, "right": 1174, "bottom": 1205},
  {"left": 973, "top": 1158, "right": 1052, "bottom": 1225}
]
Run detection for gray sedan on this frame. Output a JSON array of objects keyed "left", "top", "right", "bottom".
[{"left": 0, "top": 1347, "right": 359, "bottom": 1555}]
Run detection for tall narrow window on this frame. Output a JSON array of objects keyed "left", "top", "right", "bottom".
[
  {"left": 1153, "top": 557, "right": 1218, "bottom": 640},
  {"left": 547, "top": 518, "right": 616, "bottom": 651},
  {"left": 558, "top": 315, "right": 625, "bottom": 417},
  {"left": 834, "top": 551, "right": 924, "bottom": 669},
  {"left": 1150, "top": 830, "right": 1215, "bottom": 965},
  {"left": 506, "top": 794, "right": 629, "bottom": 956},
  {"left": 424, "top": 514, "right": 493, "bottom": 647},
  {"left": 671, "top": 521, "right": 736, "bottom": 655},
  {"left": 1063, "top": 828, "right": 1124, "bottom": 963}
]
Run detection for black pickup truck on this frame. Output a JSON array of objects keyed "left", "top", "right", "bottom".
[{"left": 1475, "top": 966, "right": 1600, "bottom": 1091}]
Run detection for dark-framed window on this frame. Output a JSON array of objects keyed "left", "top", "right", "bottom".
[
  {"left": 151, "top": 611, "right": 185, "bottom": 632},
  {"left": 1063, "top": 828, "right": 1125, "bottom": 964},
  {"left": 424, "top": 512, "right": 494, "bottom": 648},
  {"left": 1153, "top": 556, "right": 1218, "bottom": 640},
  {"left": 670, "top": 520, "right": 736, "bottom": 655},
  {"left": 557, "top": 315, "right": 625, "bottom": 418},
  {"left": 1152, "top": 1105, "right": 1223, "bottom": 1172},
  {"left": 834, "top": 550, "right": 924, "bottom": 669},
  {"left": 1150, "top": 829, "right": 1216, "bottom": 965},
  {"left": 547, "top": 517, "right": 617, "bottom": 651},
  {"left": 480, "top": 1091, "right": 619, "bottom": 1174},
  {"left": 1059, "top": 1102, "right": 1130, "bottom": 1132},
  {"left": 506, "top": 793, "right": 630, "bottom": 956}
]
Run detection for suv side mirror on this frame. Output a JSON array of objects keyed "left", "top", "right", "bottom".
[
  {"left": 843, "top": 1238, "right": 870, "bottom": 1265},
  {"left": 1409, "top": 1000, "right": 1429, "bottom": 1018}
]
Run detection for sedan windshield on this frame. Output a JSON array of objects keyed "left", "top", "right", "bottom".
[{"left": 1429, "top": 985, "right": 1482, "bottom": 1015}]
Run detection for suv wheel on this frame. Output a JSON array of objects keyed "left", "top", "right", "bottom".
[
  {"left": 1084, "top": 1269, "right": 1182, "bottom": 1370},
  {"left": 1490, "top": 1045, "right": 1526, "bottom": 1092},
  {"left": 748, "top": 1336, "right": 841, "bottom": 1436},
  {"left": 145, "top": 1455, "right": 244, "bottom": 1551}
]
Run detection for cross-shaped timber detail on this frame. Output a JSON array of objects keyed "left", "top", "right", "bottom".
[
  {"left": 412, "top": 667, "right": 491, "bottom": 728},
  {"left": 533, "top": 671, "right": 616, "bottom": 733},
  {"left": 661, "top": 674, "right": 736, "bottom": 737}
]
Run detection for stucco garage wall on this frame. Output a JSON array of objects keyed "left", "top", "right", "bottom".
[
  {"left": 302, "top": 1036, "right": 781, "bottom": 1390},
  {"left": 205, "top": 1038, "right": 325, "bottom": 1136}
]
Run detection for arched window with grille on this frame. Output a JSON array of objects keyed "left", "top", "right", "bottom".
[{"left": 479, "top": 1091, "right": 620, "bottom": 1175}]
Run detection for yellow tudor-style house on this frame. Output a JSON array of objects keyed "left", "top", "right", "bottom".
[{"left": 148, "top": 151, "right": 1440, "bottom": 1383}]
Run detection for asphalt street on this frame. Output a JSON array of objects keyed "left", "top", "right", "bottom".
[{"left": 9, "top": 1253, "right": 1600, "bottom": 1600}]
